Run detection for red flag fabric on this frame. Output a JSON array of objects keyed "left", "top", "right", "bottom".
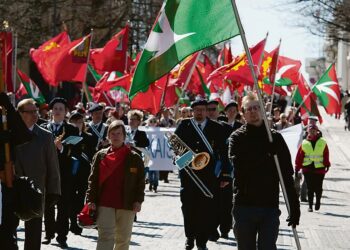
[
  {"left": 90, "top": 25, "right": 129, "bottom": 74},
  {"left": 15, "top": 83, "right": 28, "bottom": 100},
  {"left": 208, "top": 38, "right": 266, "bottom": 87},
  {"left": 95, "top": 72, "right": 131, "bottom": 92},
  {"left": 0, "top": 32, "right": 14, "bottom": 92},
  {"left": 32, "top": 34, "right": 91, "bottom": 86},
  {"left": 217, "top": 44, "right": 233, "bottom": 67},
  {"left": 131, "top": 74, "right": 178, "bottom": 114},
  {"left": 294, "top": 74, "right": 323, "bottom": 123},
  {"left": 269, "top": 45, "right": 280, "bottom": 84},
  {"left": 30, "top": 31, "right": 70, "bottom": 86}
]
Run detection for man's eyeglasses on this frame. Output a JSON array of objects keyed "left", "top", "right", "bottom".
[
  {"left": 245, "top": 105, "right": 259, "bottom": 112},
  {"left": 150, "top": 120, "right": 157, "bottom": 123},
  {"left": 21, "top": 110, "right": 39, "bottom": 115}
]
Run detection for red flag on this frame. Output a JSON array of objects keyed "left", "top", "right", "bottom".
[
  {"left": 208, "top": 38, "right": 266, "bottom": 87},
  {"left": 217, "top": 44, "right": 233, "bottom": 67},
  {"left": 32, "top": 34, "right": 91, "bottom": 86},
  {"left": 15, "top": 83, "right": 28, "bottom": 100},
  {"left": 131, "top": 74, "right": 177, "bottom": 114},
  {"left": 90, "top": 25, "right": 129, "bottom": 74},
  {"left": 95, "top": 72, "right": 131, "bottom": 92},
  {"left": 269, "top": 44, "right": 280, "bottom": 84},
  {"left": 0, "top": 32, "right": 14, "bottom": 92}
]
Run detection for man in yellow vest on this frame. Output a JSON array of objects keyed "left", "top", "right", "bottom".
[{"left": 295, "top": 124, "right": 330, "bottom": 212}]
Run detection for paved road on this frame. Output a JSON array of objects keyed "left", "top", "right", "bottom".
[{"left": 18, "top": 110, "right": 350, "bottom": 249}]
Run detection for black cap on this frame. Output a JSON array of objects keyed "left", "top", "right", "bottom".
[
  {"left": 207, "top": 100, "right": 219, "bottom": 106},
  {"left": 49, "top": 97, "right": 67, "bottom": 110},
  {"left": 69, "top": 111, "right": 84, "bottom": 121},
  {"left": 224, "top": 101, "right": 238, "bottom": 111},
  {"left": 88, "top": 103, "right": 103, "bottom": 113},
  {"left": 190, "top": 99, "right": 208, "bottom": 108}
]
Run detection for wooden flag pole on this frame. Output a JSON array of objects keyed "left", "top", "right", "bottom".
[
  {"left": 230, "top": 1, "right": 302, "bottom": 249},
  {"left": 82, "top": 30, "right": 94, "bottom": 103},
  {"left": 0, "top": 35, "right": 13, "bottom": 188}
]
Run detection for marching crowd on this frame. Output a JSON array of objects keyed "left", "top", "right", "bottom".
[{"left": 0, "top": 91, "right": 333, "bottom": 250}]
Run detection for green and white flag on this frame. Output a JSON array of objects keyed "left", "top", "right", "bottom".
[
  {"left": 129, "top": 0, "right": 240, "bottom": 99},
  {"left": 17, "top": 69, "right": 46, "bottom": 104}
]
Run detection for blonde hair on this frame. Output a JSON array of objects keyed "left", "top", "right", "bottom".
[
  {"left": 127, "top": 109, "right": 144, "bottom": 121},
  {"left": 17, "top": 98, "right": 37, "bottom": 112},
  {"left": 241, "top": 92, "right": 258, "bottom": 112}
]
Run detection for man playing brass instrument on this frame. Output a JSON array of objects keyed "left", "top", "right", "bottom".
[{"left": 174, "top": 99, "right": 232, "bottom": 250}]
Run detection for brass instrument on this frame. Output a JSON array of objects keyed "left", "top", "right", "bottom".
[
  {"left": 166, "top": 132, "right": 210, "bottom": 171},
  {"left": 165, "top": 132, "right": 213, "bottom": 198}
]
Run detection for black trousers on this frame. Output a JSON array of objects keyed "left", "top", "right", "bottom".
[
  {"left": 69, "top": 162, "right": 90, "bottom": 233},
  {"left": 218, "top": 183, "right": 233, "bottom": 235},
  {"left": 15, "top": 217, "right": 42, "bottom": 250},
  {"left": 0, "top": 184, "right": 18, "bottom": 250},
  {"left": 44, "top": 174, "right": 72, "bottom": 242},
  {"left": 303, "top": 172, "right": 325, "bottom": 207},
  {"left": 180, "top": 188, "right": 217, "bottom": 247}
]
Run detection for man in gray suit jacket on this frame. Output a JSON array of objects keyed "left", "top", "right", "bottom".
[{"left": 15, "top": 98, "right": 61, "bottom": 250}]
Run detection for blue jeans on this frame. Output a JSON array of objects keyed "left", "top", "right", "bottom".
[
  {"left": 232, "top": 206, "right": 281, "bottom": 250},
  {"left": 149, "top": 170, "right": 159, "bottom": 188}
]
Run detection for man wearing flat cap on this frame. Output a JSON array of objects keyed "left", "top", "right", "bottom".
[
  {"left": 86, "top": 103, "right": 109, "bottom": 155},
  {"left": 174, "top": 99, "right": 232, "bottom": 250},
  {"left": 223, "top": 101, "right": 243, "bottom": 131},
  {"left": 41, "top": 97, "right": 79, "bottom": 248},
  {"left": 206, "top": 100, "right": 237, "bottom": 241}
]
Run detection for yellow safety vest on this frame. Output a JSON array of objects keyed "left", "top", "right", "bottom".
[{"left": 301, "top": 137, "right": 327, "bottom": 168}]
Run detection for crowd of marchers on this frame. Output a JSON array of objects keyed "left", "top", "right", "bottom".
[{"left": 0, "top": 91, "right": 338, "bottom": 250}]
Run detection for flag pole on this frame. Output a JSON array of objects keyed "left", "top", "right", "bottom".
[
  {"left": 174, "top": 51, "right": 202, "bottom": 117},
  {"left": 160, "top": 73, "right": 170, "bottom": 110},
  {"left": 12, "top": 32, "right": 17, "bottom": 94},
  {"left": 82, "top": 30, "right": 94, "bottom": 103},
  {"left": 230, "top": 1, "right": 302, "bottom": 249},
  {"left": 268, "top": 39, "right": 282, "bottom": 116},
  {"left": 87, "top": 66, "right": 114, "bottom": 107}
]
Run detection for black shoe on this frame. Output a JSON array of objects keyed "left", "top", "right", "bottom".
[
  {"left": 197, "top": 246, "right": 208, "bottom": 250},
  {"left": 308, "top": 207, "right": 313, "bottom": 212},
  {"left": 185, "top": 237, "right": 195, "bottom": 250},
  {"left": 154, "top": 187, "right": 157, "bottom": 193},
  {"left": 221, "top": 233, "right": 229, "bottom": 239},
  {"left": 164, "top": 179, "right": 169, "bottom": 183},
  {"left": 208, "top": 235, "right": 219, "bottom": 242},
  {"left": 56, "top": 239, "right": 68, "bottom": 248},
  {"left": 301, "top": 197, "right": 308, "bottom": 202},
  {"left": 42, "top": 238, "right": 51, "bottom": 245},
  {"left": 315, "top": 201, "right": 321, "bottom": 211},
  {"left": 149, "top": 185, "right": 153, "bottom": 191}
]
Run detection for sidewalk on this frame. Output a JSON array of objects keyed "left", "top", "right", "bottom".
[{"left": 18, "top": 110, "right": 350, "bottom": 249}]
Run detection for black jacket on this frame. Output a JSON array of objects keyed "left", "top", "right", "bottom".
[
  {"left": 133, "top": 129, "right": 150, "bottom": 148},
  {"left": 175, "top": 118, "right": 232, "bottom": 193},
  {"left": 228, "top": 123, "right": 299, "bottom": 209}
]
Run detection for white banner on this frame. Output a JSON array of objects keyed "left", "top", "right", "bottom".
[
  {"left": 280, "top": 124, "right": 303, "bottom": 166},
  {"left": 139, "top": 126, "right": 176, "bottom": 171}
]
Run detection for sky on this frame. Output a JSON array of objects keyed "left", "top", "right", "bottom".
[{"left": 231, "top": 0, "right": 324, "bottom": 76}]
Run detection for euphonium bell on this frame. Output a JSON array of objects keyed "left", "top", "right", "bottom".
[{"left": 191, "top": 152, "right": 210, "bottom": 170}]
